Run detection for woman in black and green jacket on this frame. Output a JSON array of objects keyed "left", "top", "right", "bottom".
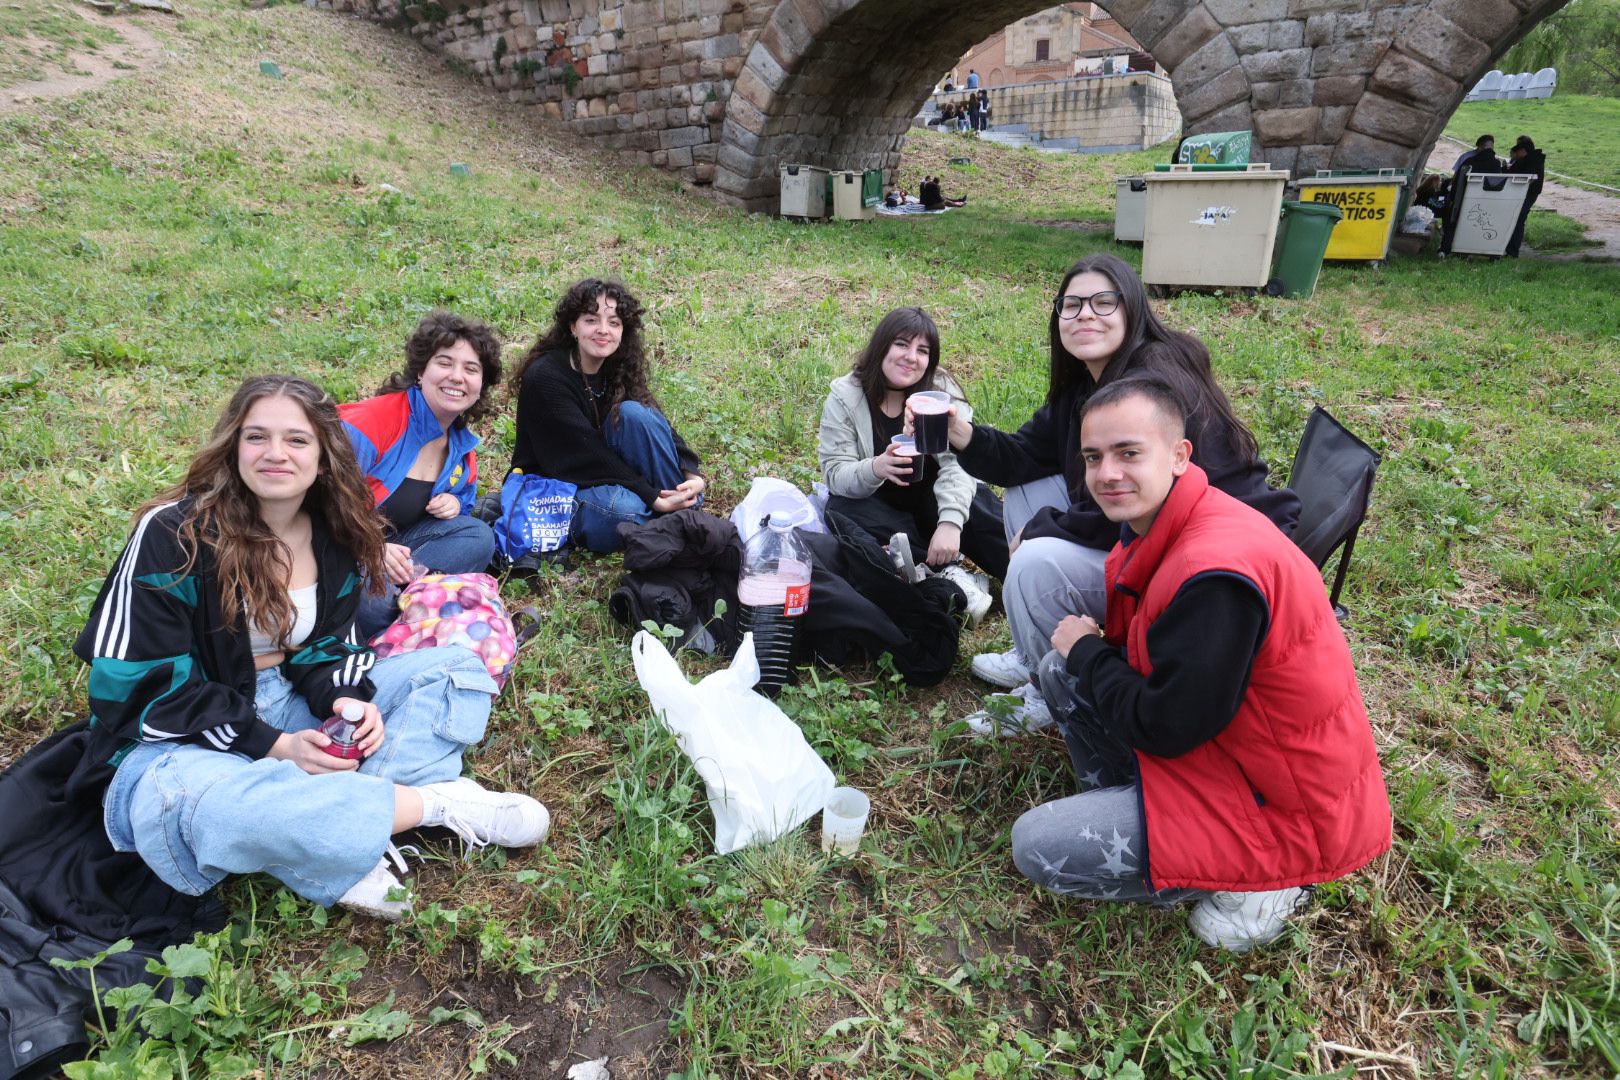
[{"left": 76, "top": 375, "right": 549, "bottom": 922}]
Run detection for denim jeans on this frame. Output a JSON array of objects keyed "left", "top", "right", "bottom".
[
  {"left": 357, "top": 513, "right": 497, "bottom": 638},
  {"left": 1009, "top": 652, "right": 1203, "bottom": 907},
  {"left": 998, "top": 475, "right": 1108, "bottom": 666},
  {"left": 103, "top": 646, "right": 498, "bottom": 907},
  {"left": 573, "top": 401, "right": 694, "bottom": 553}
]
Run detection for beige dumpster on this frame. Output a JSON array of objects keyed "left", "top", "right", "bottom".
[
  {"left": 1141, "top": 164, "right": 1288, "bottom": 289},
  {"left": 779, "top": 164, "right": 829, "bottom": 219},
  {"left": 1449, "top": 173, "right": 1533, "bottom": 256},
  {"left": 1114, "top": 177, "right": 1147, "bottom": 243}
]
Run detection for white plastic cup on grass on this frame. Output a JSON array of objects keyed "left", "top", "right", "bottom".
[{"left": 821, "top": 787, "right": 870, "bottom": 855}]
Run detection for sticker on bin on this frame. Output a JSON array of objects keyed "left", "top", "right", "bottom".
[
  {"left": 1191, "top": 206, "right": 1237, "bottom": 226},
  {"left": 784, "top": 583, "right": 809, "bottom": 616}
]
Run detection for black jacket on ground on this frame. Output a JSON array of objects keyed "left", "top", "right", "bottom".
[
  {"left": 510, "top": 348, "right": 701, "bottom": 505},
  {"left": 954, "top": 382, "right": 1299, "bottom": 549},
  {"left": 609, "top": 508, "right": 965, "bottom": 687},
  {"left": 0, "top": 723, "right": 225, "bottom": 1080}
]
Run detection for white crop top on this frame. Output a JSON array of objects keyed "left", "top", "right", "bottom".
[{"left": 248, "top": 582, "right": 318, "bottom": 657}]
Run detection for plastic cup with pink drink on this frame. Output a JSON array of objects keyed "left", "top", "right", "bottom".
[{"left": 887, "top": 433, "right": 919, "bottom": 482}]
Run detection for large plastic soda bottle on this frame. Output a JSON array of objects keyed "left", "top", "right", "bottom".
[{"left": 738, "top": 510, "right": 812, "bottom": 696}]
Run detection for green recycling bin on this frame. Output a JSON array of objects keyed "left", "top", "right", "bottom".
[{"left": 1271, "top": 200, "right": 1343, "bottom": 299}]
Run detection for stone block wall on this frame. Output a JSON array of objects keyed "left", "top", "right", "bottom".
[
  {"left": 307, "top": 0, "right": 776, "bottom": 185},
  {"left": 942, "top": 72, "right": 1180, "bottom": 151}
]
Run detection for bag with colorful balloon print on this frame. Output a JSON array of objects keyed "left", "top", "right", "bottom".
[{"left": 368, "top": 573, "right": 520, "bottom": 689}]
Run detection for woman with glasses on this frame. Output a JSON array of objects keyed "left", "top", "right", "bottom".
[{"left": 941, "top": 254, "right": 1300, "bottom": 735}]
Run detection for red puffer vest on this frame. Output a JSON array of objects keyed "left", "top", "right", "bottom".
[{"left": 1103, "top": 464, "right": 1391, "bottom": 892}]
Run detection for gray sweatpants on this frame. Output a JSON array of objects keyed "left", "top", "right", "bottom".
[
  {"left": 1010, "top": 653, "right": 1204, "bottom": 906},
  {"left": 1000, "top": 476, "right": 1109, "bottom": 669}
]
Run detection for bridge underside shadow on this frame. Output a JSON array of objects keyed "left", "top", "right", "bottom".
[{"left": 714, "top": 0, "right": 1574, "bottom": 212}]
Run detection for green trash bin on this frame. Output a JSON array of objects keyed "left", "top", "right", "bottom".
[{"left": 1271, "top": 200, "right": 1343, "bottom": 299}]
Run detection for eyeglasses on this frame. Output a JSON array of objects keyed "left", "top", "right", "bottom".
[{"left": 1054, "top": 291, "right": 1122, "bottom": 319}]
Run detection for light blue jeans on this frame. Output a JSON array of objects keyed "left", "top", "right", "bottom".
[
  {"left": 357, "top": 513, "right": 497, "bottom": 638},
  {"left": 1001, "top": 475, "right": 1109, "bottom": 667},
  {"left": 573, "top": 401, "right": 695, "bottom": 552},
  {"left": 103, "top": 647, "right": 498, "bottom": 907}
]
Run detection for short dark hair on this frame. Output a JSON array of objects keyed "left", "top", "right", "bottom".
[
  {"left": 1081, "top": 374, "right": 1188, "bottom": 439},
  {"left": 1476, "top": 134, "right": 1495, "bottom": 148},
  {"left": 378, "top": 311, "right": 503, "bottom": 427},
  {"left": 1513, "top": 135, "right": 1536, "bottom": 152}
]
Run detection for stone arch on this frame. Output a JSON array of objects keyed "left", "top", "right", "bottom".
[{"left": 713, "top": 0, "right": 1575, "bottom": 210}]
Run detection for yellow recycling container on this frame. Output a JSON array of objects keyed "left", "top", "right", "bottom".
[{"left": 1295, "top": 171, "right": 1407, "bottom": 261}]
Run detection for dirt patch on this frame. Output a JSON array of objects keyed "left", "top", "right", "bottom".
[
  {"left": 1, "top": 9, "right": 163, "bottom": 114},
  {"left": 346, "top": 948, "right": 684, "bottom": 1078}
]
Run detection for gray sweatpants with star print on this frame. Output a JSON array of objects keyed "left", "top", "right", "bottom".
[{"left": 1010, "top": 652, "right": 1206, "bottom": 907}]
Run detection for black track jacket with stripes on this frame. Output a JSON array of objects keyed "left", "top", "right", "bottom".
[{"left": 72, "top": 499, "right": 377, "bottom": 771}]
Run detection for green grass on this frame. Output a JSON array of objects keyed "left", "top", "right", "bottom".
[
  {"left": 0, "top": 2, "right": 121, "bottom": 86},
  {"left": 3, "top": 3, "right": 1620, "bottom": 1077},
  {"left": 1447, "top": 94, "right": 1620, "bottom": 189}
]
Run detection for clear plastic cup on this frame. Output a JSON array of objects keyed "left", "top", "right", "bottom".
[{"left": 820, "top": 786, "right": 870, "bottom": 855}]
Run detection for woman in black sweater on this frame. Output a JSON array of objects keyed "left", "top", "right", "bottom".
[
  {"left": 508, "top": 279, "right": 704, "bottom": 552},
  {"left": 944, "top": 254, "right": 1299, "bottom": 732}
]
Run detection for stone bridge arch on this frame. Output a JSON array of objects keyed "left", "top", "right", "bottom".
[
  {"left": 713, "top": 0, "right": 1574, "bottom": 211},
  {"left": 319, "top": 0, "right": 1573, "bottom": 212}
]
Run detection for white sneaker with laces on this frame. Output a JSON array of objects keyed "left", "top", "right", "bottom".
[
  {"left": 970, "top": 647, "right": 1030, "bottom": 689},
  {"left": 936, "top": 564, "right": 992, "bottom": 628},
  {"left": 419, "top": 778, "right": 551, "bottom": 850},
  {"left": 337, "top": 851, "right": 413, "bottom": 922},
  {"left": 1187, "top": 887, "right": 1310, "bottom": 952},
  {"left": 963, "top": 682, "right": 1053, "bottom": 737}
]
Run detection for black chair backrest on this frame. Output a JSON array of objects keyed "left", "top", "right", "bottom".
[{"left": 1289, "top": 406, "right": 1380, "bottom": 571}]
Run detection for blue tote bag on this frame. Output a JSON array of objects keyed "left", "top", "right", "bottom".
[{"left": 493, "top": 470, "right": 578, "bottom": 561}]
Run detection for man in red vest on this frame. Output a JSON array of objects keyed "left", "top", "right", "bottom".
[{"left": 1010, "top": 376, "right": 1391, "bottom": 951}]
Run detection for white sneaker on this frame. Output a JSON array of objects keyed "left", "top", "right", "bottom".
[
  {"left": 970, "top": 647, "right": 1030, "bottom": 689},
  {"left": 337, "top": 857, "right": 413, "bottom": 922},
  {"left": 935, "top": 564, "right": 992, "bottom": 628},
  {"left": 963, "top": 683, "right": 1052, "bottom": 737},
  {"left": 419, "top": 778, "right": 551, "bottom": 850},
  {"left": 1187, "top": 887, "right": 1311, "bottom": 952}
]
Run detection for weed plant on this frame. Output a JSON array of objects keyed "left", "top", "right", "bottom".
[{"left": 2, "top": 2, "right": 1619, "bottom": 1076}]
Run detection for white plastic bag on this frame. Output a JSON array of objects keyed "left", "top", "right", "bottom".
[
  {"left": 631, "top": 630, "right": 835, "bottom": 854},
  {"left": 730, "top": 476, "right": 826, "bottom": 547}
]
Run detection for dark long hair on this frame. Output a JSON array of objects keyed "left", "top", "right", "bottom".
[
  {"left": 853, "top": 307, "right": 940, "bottom": 411},
  {"left": 376, "top": 311, "right": 503, "bottom": 427},
  {"left": 508, "top": 278, "right": 657, "bottom": 421},
  {"left": 140, "top": 376, "right": 388, "bottom": 644},
  {"left": 1047, "top": 253, "right": 1257, "bottom": 461}
]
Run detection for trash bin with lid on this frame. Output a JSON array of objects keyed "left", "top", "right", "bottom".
[
  {"left": 1270, "top": 200, "right": 1344, "bottom": 299},
  {"left": 1114, "top": 177, "right": 1147, "bottom": 242},
  {"left": 1294, "top": 171, "right": 1406, "bottom": 262},
  {"left": 1141, "top": 164, "right": 1288, "bottom": 290},
  {"left": 830, "top": 170, "right": 875, "bottom": 220},
  {"left": 1448, "top": 173, "right": 1533, "bottom": 256},
  {"left": 780, "top": 164, "right": 829, "bottom": 219}
]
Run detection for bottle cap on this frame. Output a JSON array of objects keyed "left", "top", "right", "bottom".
[
  {"left": 341, "top": 702, "right": 364, "bottom": 721},
  {"left": 768, "top": 510, "right": 793, "bottom": 529}
]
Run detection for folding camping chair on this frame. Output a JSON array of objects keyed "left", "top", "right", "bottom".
[{"left": 1288, "top": 407, "right": 1381, "bottom": 619}]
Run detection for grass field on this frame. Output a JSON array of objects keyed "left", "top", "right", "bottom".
[
  {"left": 3, "top": 4, "right": 1620, "bottom": 1077},
  {"left": 1446, "top": 94, "right": 1620, "bottom": 190}
]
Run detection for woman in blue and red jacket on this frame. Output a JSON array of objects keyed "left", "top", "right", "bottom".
[{"left": 342, "top": 312, "right": 501, "bottom": 636}]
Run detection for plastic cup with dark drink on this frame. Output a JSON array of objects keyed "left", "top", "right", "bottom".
[
  {"left": 908, "top": 390, "right": 951, "bottom": 455},
  {"left": 887, "top": 433, "right": 918, "bottom": 483},
  {"left": 320, "top": 702, "right": 367, "bottom": 760}
]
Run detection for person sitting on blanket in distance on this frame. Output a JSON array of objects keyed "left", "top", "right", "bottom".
[{"left": 1010, "top": 375, "right": 1392, "bottom": 952}]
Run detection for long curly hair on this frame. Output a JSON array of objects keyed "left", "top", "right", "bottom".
[
  {"left": 853, "top": 306, "right": 940, "bottom": 413},
  {"left": 1046, "top": 253, "right": 1257, "bottom": 460},
  {"left": 140, "top": 375, "right": 388, "bottom": 645},
  {"left": 375, "top": 311, "right": 503, "bottom": 427},
  {"left": 509, "top": 278, "right": 658, "bottom": 422}
]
